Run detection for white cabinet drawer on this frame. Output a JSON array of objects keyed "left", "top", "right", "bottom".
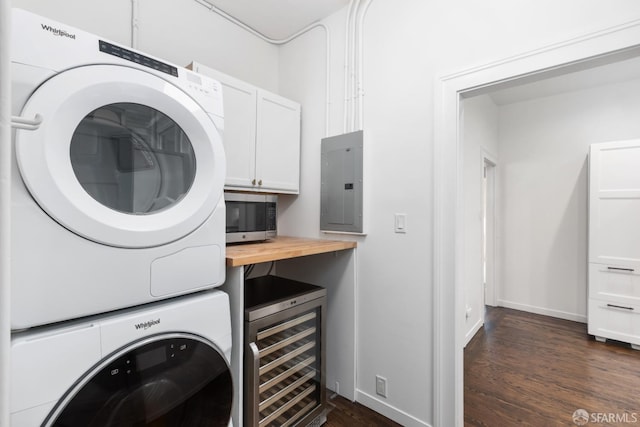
[
  {"left": 588, "top": 298, "right": 640, "bottom": 347},
  {"left": 589, "top": 263, "right": 640, "bottom": 305}
]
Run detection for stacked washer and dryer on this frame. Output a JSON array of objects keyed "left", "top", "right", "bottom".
[{"left": 9, "top": 9, "right": 233, "bottom": 426}]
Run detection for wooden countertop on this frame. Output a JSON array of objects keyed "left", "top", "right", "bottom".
[{"left": 225, "top": 236, "right": 357, "bottom": 267}]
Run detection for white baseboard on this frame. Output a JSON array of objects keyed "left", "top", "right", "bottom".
[
  {"left": 355, "top": 390, "right": 431, "bottom": 427},
  {"left": 497, "top": 299, "right": 587, "bottom": 323},
  {"left": 464, "top": 317, "right": 484, "bottom": 347}
]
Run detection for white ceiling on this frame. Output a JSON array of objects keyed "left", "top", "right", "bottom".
[{"left": 205, "top": 0, "right": 350, "bottom": 40}]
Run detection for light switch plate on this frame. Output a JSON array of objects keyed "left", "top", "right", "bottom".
[{"left": 394, "top": 213, "right": 407, "bottom": 233}]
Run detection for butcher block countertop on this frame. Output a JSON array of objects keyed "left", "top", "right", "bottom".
[{"left": 225, "top": 236, "right": 357, "bottom": 267}]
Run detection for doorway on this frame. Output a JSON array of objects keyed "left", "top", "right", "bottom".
[{"left": 434, "top": 21, "right": 640, "bottom": 427}]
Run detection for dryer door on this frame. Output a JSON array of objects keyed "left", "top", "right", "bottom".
[
  {"left": 44, "top": 334, "right": 233, "bottom": 426},
  {"left": 15, "top": 65, "right": 225, "bottom": 248}
]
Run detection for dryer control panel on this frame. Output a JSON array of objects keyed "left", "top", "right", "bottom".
[{"left": 99, "top": 40, "right": 179, "bottom": 77}]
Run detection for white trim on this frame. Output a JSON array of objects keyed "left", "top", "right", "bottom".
[
  {"left": 356, "top": 390, "right": 431, "bottom": 427},
  {"left": 444, "top": 18, "right": 640, "bottom": 90},
  {"left": 497, "top": 300, "right": 587, "bottom": 324},
  {"left": 480, "top": 149, "right": 497, "bottom": 166},
  {"left": 0, "top": 0, "right": 11, "bottom": 424},
  {"left": 481, "top": 150, "right": 498, "bottom": 308},
  {"left": 352, "top": 247, "right": 359, "bottom": 402},
  {"left": 434, "top": 18, "right": 640, "bottom": 427},
  {"left": 464, "top": 317, "right": 484, "bottom": 347}
]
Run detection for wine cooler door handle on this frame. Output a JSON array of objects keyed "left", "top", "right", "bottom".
[
  {"left": 247, "top": 342, "right": 261, "bottom": 427},
  {"left": 249, "top": 342, "right": 260, "bottom": 371}
]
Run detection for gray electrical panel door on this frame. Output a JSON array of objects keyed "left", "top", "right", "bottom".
[{"left": 320, "top": 131, "right": 363, "bottom": 233}]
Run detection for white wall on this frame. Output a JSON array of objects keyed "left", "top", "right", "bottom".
[
  {"left": 495, "top": 77, "right": 640, "bottom": 322},
  {"left": 12, "top": 0, "right": 131, "bottom": 45},
  {"left": 11, "top": 0, "right": 279, "bottom": 91},
  {"left": 277, "top": 12, "right": 343, "bottom": 234},
  {"left": 462, "top": 95, "right": 498, "bottom": 344},
  {"left": 277, "top": 1, "right": 640, "bottom": 426}
]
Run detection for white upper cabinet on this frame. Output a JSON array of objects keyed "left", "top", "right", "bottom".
[
  {"left": 188, "top": 62, "right": 301, "bottom": 194},
  {"left": 216, "top": 75, "right": 258, "bottom": 190},
  {"left": 255, "top": 90, "right": 301, "bottom": 193},
  {"left": 589, "top": 139, "right": 640, "bottom": 269}
]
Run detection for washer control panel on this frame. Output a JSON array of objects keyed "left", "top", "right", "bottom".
[{"left": 106, "top": 337, "right": 193, "bottom": 379}]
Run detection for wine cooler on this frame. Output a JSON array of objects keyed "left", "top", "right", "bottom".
[{"left": 244, "top": 275, "right": 327, "bottom": 427}]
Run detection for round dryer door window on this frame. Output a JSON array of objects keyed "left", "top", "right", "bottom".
[
  {"left": 70, "top": 103, "right": 197, "bottom": 215},
  {"left": 15, "top": 64, "right": 226, "bottom": 248},
  {"left": 44, "top": 334, "right": 233, "bottom": 426}
]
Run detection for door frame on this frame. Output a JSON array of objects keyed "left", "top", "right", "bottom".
[
  {"left": 433, "top": 19, "right": 640, "bottom": 427},
  {"left": 482, "top": 151, "right": 497, "bottom": 308}
]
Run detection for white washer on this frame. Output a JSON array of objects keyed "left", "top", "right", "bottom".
[
  {"left": 10, "top": 9, "right": 227, "bottom": 329},
  {"left": 11, "top": 289, "right": 233, "bottom": 426}
]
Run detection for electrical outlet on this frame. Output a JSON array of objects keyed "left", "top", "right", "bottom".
[{"left": 375, "top": 375, "right": 387, "bottom": 398}]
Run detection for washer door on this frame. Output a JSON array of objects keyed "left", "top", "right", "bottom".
[
  {"left": 45, "top": 334, "right": 233, "bottom": 426},
  {"left": 15, "top": 65, "right": 225, "bottom": 248}
]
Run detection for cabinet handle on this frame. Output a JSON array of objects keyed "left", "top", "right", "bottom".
[
  {"left": 607, "top": 267, "right": 635, "bottom": 272},
  {"left": 606, "top": 303, "right": 634, "bottom": 311},
  {"left": 252, "top": 179, "right": 256, "bottom": 185},
  {"left": 258, "top": 179, "right": 263, "bottom": 186}
]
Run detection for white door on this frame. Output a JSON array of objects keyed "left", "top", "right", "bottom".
[
  {"left": 589, "top": 140, "right": 640, "bottom": 269},
  {"left": 15, "top": 65, "right": 225, "bottom": 248}
]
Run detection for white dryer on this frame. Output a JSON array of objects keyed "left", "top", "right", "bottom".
[
  {"left": 10, "top": 9, "right": 227, "bottom": 329},
  {"left": 11, "top": 289, "right": 233, "bottom": 426}
]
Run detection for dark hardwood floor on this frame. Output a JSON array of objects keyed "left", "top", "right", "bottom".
[
  {"left": 465, "top": 307, "right": 640, "bottom": 426},
  {"left": 325, "top": 392, "right": 402, "bottom": 426}
]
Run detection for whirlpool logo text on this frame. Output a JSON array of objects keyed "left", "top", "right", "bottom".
[
  {"left": 40, "top": 23, "right": 76, "bottom": 39},
  {"left": 134, "top": 319, "right": 161, "bottom": 331}
]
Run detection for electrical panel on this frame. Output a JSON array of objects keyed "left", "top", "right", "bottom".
[{"left": 320, "top": 131, "right": 363, "bottom": 233}]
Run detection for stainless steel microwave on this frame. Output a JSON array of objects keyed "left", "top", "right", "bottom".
[{"left": 225, "top": 192, "right": 277, "bottom": 243}]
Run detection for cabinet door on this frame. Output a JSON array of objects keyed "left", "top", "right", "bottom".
[
  {"left": 589, "top": 140, "right": 640, "bottom": 269},
  {"left": 189, "top": 62, "right": 257, "bottom": 189},
  {"left": 219, "top": 78, "right": 258, "bottom": 189},
  {"left": 255, "top": 90, "right": 301, "bottom": 194}
]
